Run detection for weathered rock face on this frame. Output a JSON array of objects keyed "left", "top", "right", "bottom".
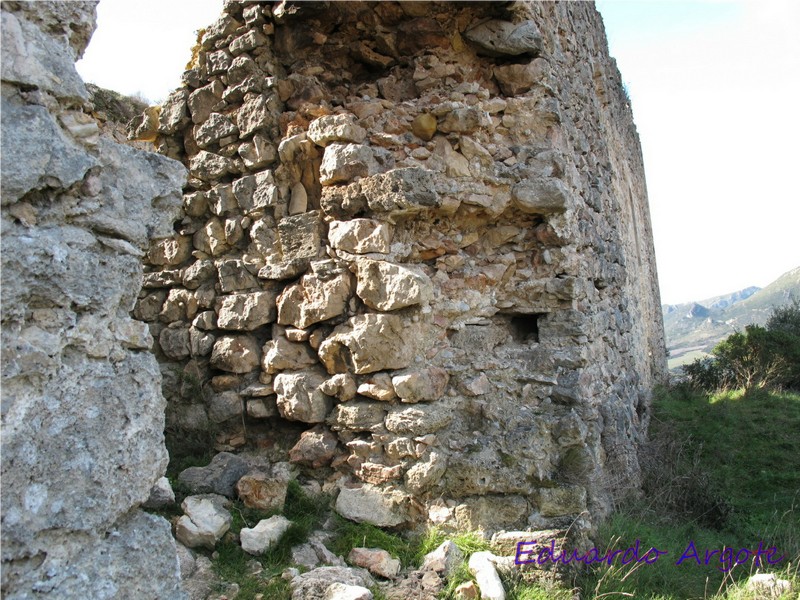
[
  {"left": 138, "top": 0, "right": 667, "bottom": 535},
  {"left": 1, "top": 2, "right": 186, "bottom": 597}
]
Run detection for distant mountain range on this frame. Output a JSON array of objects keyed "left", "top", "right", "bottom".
[{"left": 663, "top": 266, "right": 800, "bottom": 371}]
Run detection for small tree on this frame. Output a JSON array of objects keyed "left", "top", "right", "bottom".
[{"left": 684, "top": 300, "right": 800, "bottom": 392}]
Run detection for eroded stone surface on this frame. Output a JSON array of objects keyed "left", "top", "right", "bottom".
[{"left": 1, "top": 3, "right": 186, "bottom": 596}]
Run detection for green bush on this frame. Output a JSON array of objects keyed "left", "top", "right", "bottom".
[{"left": 683, "top": 301, "right": 800, "bottom": 392}]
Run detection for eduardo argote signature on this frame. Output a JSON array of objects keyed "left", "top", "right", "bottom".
[{"left": 515, "top": 539, "right": 785, "bottom": 573}]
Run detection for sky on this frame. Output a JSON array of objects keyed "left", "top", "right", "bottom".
[{"left": 76, "top": 0, "right": 800, "bottom": 306}]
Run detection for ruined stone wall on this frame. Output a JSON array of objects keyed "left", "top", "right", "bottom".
[
  {"left": 1, "top": 2, "right": 185, "bottom": 597},
  {"left": 136, "top": 0, "right": 667, "bottom": 534}
]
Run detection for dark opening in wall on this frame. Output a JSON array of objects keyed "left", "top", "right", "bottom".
[{"left": 509, "top": 313, "right": 545, "bottom": 343}]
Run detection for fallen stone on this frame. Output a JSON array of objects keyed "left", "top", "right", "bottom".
[
  {"left": 421, "top": 540, "right": 463, "bottom": 578},
  {"left": 348, "top": 547, "right": 400, "bottom": 579},
  {"left": 176, "top": 494, "right": 232, "bottom": 549},
  {"left": 178, "top": 452, "right": 249, "bottom": 498},
  {"left": 454, "top": 581, "right": 479, "bottom": 599},
  {"left": 745, "top": 573, "right": 793, "bottom": 598},
  {"left": 335, "top": 483, "right": 408, "bottom": 527},
  {"left": 143, "top": 476, "right": 176, "bottom": 509},
  {"left": 240, "top": 515, "right": 292, "bottom": 555},
  {"left": 467, "top": 551, "right": 505, "bottom": 600},
  {"left": 325, "top": 582, "right": 373, "bottom": 600},
  {"left": 236, "top": 471, "right": 289, "bottom": 511},
  {"left": 291, "top": 566, "right": 375, "bottom": 600}
]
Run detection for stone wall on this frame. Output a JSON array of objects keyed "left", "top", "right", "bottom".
[
  {"left": 135, "top": 0, "right": 668, "bottom": 534},
  {"left": 1, "top": 2, "right": 185, "bottom": 597}
]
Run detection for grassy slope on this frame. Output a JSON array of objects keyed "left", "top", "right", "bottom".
[{"left": 580, "top": 387, "right": 800, "bottom": 599}]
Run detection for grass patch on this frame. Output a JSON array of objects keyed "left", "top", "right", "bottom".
[
  {"left": 205, "top": 480, "right": 329, "bottom": 600},
  {"left": 575, "top": 386, "right": 800, "bottom": 599},
  {"left": 328, "top": 515, "right": 415, "bottom": 567}
]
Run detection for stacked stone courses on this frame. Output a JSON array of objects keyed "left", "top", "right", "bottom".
[{"left": 131, "top": 0, "right": 668, "bottom": 533}]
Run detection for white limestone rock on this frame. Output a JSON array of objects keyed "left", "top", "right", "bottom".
[
  {"left": 335, "top": 483, "right": 408, "bottom": 527},
  {"left": 467, "top": 551, "right": 505, "bottom": 600},
  {"left": 318, "top": 314, "right": 415, "bottom": 374},
  {"left": 328, "top": 219, "right": 393, "bottom": 254},
  {"left": 291, "top": 566, "right": 375, "bottom": 600},
  {"left": 355, "top": 259, "right": 432, "bottom": 311},
  {"left": 274, "top": 368, "right": 333, "bottom": 423},
  {"left": 421, "top": 540, "right": 463, "bottom": 578},
  {"left": 277, "top": 269, "right": 353, "bottom": 329},
  {"left": 143, "top": 476, "right": 176, "bottom": 509},
  {"left": 240, "top": 515, "right": 292, "bottom": 555},
  {"left": 176, "top": 494, "right": 233, "bottom": 549},
  {"left": 308, "top": 114, "right": 367, "bottom": 147},
  {"left": 464, "top": 19, "right": 543, "bottom": 57},
  {"left": 216, "top": 291, "right": 278, "bottom": 330},
  {"left": 319, "top": 143, "right": 377, "bottom": 186},
  {"left": 263, "top": 335, "right": 318, "bottom": 373},
  {"left": 391, "top": 367, "right": 449, "bottom": 403},
  {"left": 210, "top": 335, "right": 261, "bottom": 373},
  {"left": 405, "top": 450, "right": 447, "bottom": 493},
  {"left": 324, "top": 582, "right": 373, "bottom": 600}
]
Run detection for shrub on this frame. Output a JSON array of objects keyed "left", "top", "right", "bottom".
[{"left": 683, "top": 301, "right": 800, "bottom": 392}]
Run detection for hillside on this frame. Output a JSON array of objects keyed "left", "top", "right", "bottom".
[{"left": 664, "top": 266, "right": 800, "bottom": 370}]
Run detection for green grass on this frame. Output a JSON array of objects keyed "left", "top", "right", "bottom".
[
  {"left": 328, "top": 515, "right": 415, "bottom": 567},
  {"left": 158, "top": 386, "right": 799, "bottom": 599},
  {"left": 575, "top": 386, "right": 800, "bottom": 599},
  {"left": 204, "top": 480, "right": 329, "bottom": 600}
]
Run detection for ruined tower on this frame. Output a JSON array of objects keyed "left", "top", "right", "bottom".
[{"left": 135, "top": 0, "right": 668, "bottom": 533}]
